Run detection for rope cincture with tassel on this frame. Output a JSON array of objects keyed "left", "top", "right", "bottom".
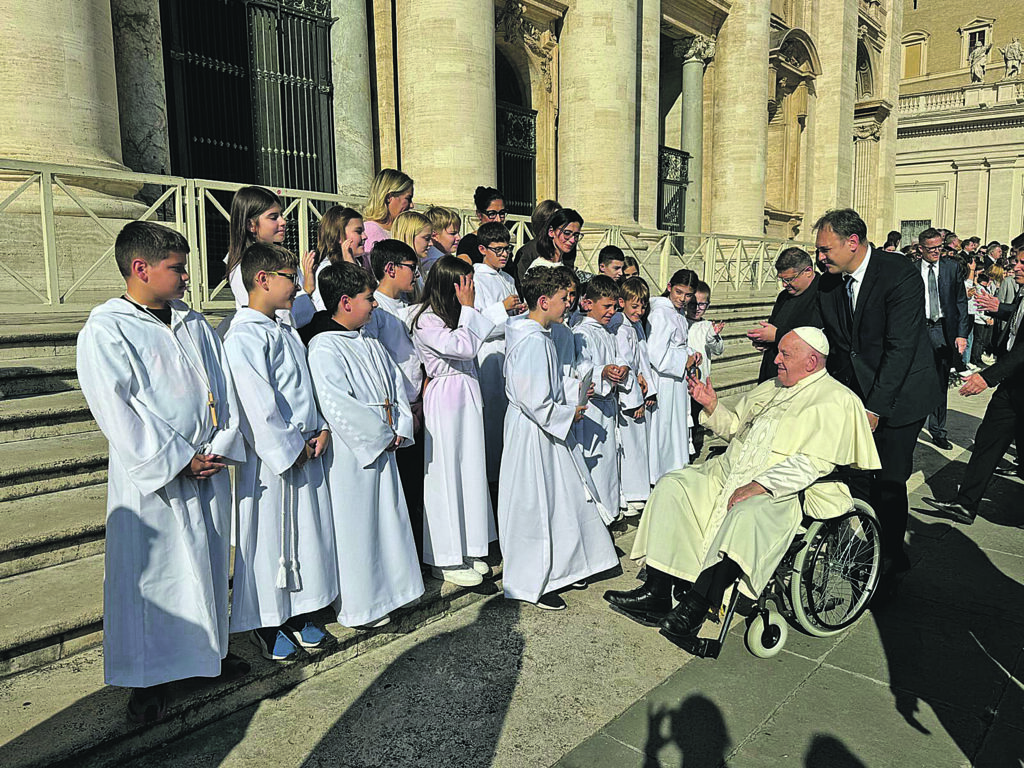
[{"left": 276, "top": 464, "right": 303, "bottom": 590}]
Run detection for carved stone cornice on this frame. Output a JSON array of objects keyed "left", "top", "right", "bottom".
[
  {"left": 673, "top": 34, "right": 717, "bottom": 66},
  {"left": 495, "top": 0, "right": 561, "bottom": 92},
  {"left": 853, "top": 123, "right": 881, "bottom": 142}
]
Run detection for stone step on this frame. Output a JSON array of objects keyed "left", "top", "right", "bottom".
[
  {"left": 0, "top": 390, "right": 97, "bottom": 444},
  {"left": 0, "top": 323, "right": 83, "bottom": 361},
  {"left": 0, "top": 355, "right": 80, "bottom": 398},
  {"left": 0, "top": 431, "right": 107, "bottom": 502},
  {"left": 0, "top": 485, "right": 107, "bottom": 578}
]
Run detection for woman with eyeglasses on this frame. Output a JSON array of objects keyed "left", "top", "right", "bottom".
[
  {"left": 531, "top": 208, "right": 585, "bottom": 273},
  {"left": 455, "top": 186, "right": 508, "bottom": 265}
]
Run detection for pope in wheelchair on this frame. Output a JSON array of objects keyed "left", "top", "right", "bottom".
[{"left": 605, "top": 327, "right": 881, "bottom": 653}]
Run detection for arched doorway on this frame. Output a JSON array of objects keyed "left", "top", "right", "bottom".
[{"left": 495, "top": 47, "right": 537, "bottom": 216}]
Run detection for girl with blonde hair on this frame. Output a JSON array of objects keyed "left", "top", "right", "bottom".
[{"left": 362, "top": 169, "right": 414, "bottom": 254}]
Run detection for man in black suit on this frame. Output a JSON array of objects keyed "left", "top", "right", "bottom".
[
  {"left": 917, "top": 228, "right": 970, "bottom": 450},
  {"left": 928, "top": 259, "right": 1024, "bottom": 522},
  {"left": 814, "top": 209, "right": 944, "bottom": 579}
]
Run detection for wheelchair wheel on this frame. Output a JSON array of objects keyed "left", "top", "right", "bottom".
[
  {"left": 789, "top": 500, "right": 882, "bottom": 637},
  {"left": 745, "top": 610, "right": 788, "bottom": 658}
]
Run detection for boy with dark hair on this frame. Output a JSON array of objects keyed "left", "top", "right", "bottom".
[
  {"left": 473, "top": 222, "right": 525, "bottom": 485},
  {"left": 307, "top": 262, "right": 424, "bottom": 629},
  {"left": 685, "top": 279, "right": 725, "bottom": 458},
  {"left": 573, "top": 276, "right": 643, "bottom": 520},
  {"left": 549, "top": 266, "right": 594, "bottom": 405},
  {"left": 77, "top": 221, "right": 246, "bottom": 723},
  {"left": 499, "top": 268, "right": 618, "bottom": 610},
  {"left": 598, "top": 245, "right": 626, "bottom": 282},
  {"left": 224, "top": 242, "right": 338, "bottom": 661}
]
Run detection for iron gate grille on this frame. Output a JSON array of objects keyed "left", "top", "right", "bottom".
[
  {"left": 496, "top": 100, "right": 537, "bottom": 217},
  {"left": 658, "top": 146, "right": 690, "bottom": 232}
]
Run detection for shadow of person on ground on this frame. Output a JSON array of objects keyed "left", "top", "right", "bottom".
[
  {"left": 871, "top": 521, "right": 1024, "bottom": 763},
  {"left": 641, "top": 694, "right": 731, "bottom": 768},
  {"left": 299, "top": 596, "right": 524, "bottom": 768},
  {"left": 804, "top": 734, "right": 868, "bottom": 767}
]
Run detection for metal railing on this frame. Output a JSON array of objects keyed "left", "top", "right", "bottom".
[{"left": 0, "top": 158, "right": 809, "bottom": 314}]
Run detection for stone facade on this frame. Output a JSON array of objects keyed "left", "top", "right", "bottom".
[
  {"left": 0, "top": 0, "right": 901, "bottom": 240},
  {"left": 895, "top": 1, "right": 1024, "bottom": 243}
]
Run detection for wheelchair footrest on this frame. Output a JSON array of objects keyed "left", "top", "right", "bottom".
[{"left": 659, "top": 631, "right": 724, "bottom": 658}]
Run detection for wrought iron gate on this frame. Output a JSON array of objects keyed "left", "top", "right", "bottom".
[
  {"left": 162, "top": 0, "right": 337, "bottom": 192},
  {"left": 657, "top": 146, "right": 690, "bottom": 232},
  {"left": 496, "top": 100, "right": 537, "bottom": 217}
]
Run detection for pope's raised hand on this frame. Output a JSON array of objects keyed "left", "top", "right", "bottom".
[{"left": 688, "top": 374, "right": 717, "bottom": 414}]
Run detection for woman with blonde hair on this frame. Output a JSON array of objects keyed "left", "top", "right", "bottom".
[
  {"left": 362, "top": 169, "right": 414, "bottom": 254},
  {"left": 310, "top": 205, "right": 367, "bottom": 310}
]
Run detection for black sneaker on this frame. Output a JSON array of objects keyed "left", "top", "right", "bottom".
[{"left": 535, "top": 593, "right": 567, "bottom": 611}]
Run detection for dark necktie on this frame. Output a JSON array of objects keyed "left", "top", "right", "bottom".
[
  {"left": 843, "top": 274, "right": 855, "bottom": 317},
  {"left": 927, "top": 264, "right": 940, "bottom": 322}
]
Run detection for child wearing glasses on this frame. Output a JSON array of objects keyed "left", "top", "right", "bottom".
[
  {"left": 457, "top": 186, "right": 507, "bottom": 264},
  {"left": 224, "top": 243, "right": 337, "bottom": 661},
  {"left": 683, "top": 280, "right": 725, "bottom": 459},
  {"left": 473, "top": 223, "right": 527, "bottom": 486}
]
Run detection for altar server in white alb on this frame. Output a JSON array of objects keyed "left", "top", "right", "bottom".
[
  {"left": 646, "top": 268, "right": 701, "bottom": 485},
  {"left": 223, "top": 243, "right": 338, "bottom": 662},
  {"left": 547, "top": 267, "right": 594, "bottom": 405},
  {"left": 412, "top": 256, "right": 497, "bottom": 587},
  {"left": 499, "top": 269, "right": 619, "bottom": 610},
  {"left": 614, "top": 277, "right": 659, "bottom": 516},
  {"left": 307, "top": 262, "right": 424, "bottom": 629},
  {"left": 472, "top": 222, "right": 526, "bottom": 484},
  {"left": 573, "top": 275, "right": 643, "bottom": 520},
  {"left": 76, "top": 222, "right": 246, "bottom": 725}
]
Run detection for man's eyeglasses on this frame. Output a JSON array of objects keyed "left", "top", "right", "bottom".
[
  {"left": 266, "top": 271, "right": 298, "bottom": 282},
  {"left": 923, "top": 245, "right": 943, "bottom": 252},
  {"left": 778, "top": 266, "right": 811, "bottom": 286},
  {"left": 484, "top": 245, "right": 513, "bottom": 257},
  {"left": 557, "top": 229, "right": 584, "bottom": 243},
  {"left": 396, "top": 262, "right": 420, "bottom": 276},
  {"left": 694, "top": 301, "right": 710, "bottom": 309},
  {"left": 481, "top": 209, "right": 507, "bottom": 220}
]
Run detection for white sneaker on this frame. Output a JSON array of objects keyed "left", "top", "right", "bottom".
[
  {"left": 358, "top": 615, "right": 391, "bottom": 630},
  {"left": 431, "top": 565, "right": 484, "bottom": 587},
  {"left": 464, "top": 557, "right": 491, "bottom": 576},
  {"left": 623, "top": 502, "right": 644, "bottom": 518}
]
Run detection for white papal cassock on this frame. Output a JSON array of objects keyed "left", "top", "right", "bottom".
[
  {"left": 498, "top": 318, "right": 619, "bottom": 602},
  {"left": 412, "top": 307, "right": 497, "bottom": 567},
  {"left": 645, "top": 296, "right": 695, "bottom": 484},
  {"left": 77, "top": 299, "right": 245, "bottom": 688},
  {"left": 223, "top": 309, "right": 338, "bottom": 633},
  {"left": 308, "top": 326, "right": 424, "bottom": 627},
  {"left": 632, "top": 369, "right": 881, "bottom": 598},
  {"left": 473, "top": 263, "right": 517, "bottom": 482}
]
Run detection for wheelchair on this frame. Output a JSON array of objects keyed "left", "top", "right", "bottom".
[{"left": 675, "top": 498, "right": 883, "bottom": 660}]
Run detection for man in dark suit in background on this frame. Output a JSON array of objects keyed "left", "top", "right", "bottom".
[
  {"left": 814, "top": 209, "right": 943, "bottom": 585},
  {"left": 917, "top": 227, "right": 970, "bottom": 450}
]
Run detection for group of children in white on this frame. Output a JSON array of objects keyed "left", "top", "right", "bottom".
[{"left": 76, "top": 183, "right": 724, "bottom": 723}]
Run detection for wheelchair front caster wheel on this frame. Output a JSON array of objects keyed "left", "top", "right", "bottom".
[{"left": 745, "top": 610, "right": 788, "bottom": 658}]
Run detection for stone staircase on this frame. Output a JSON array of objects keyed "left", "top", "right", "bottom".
[{"left": 0, "top": 293, "right": 776, "bottom": 767}]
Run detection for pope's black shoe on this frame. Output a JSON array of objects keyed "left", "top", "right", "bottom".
[
  {"left": 924, "top": 498, "right": 976, "bottom": 525},
  {"left": 603, "top": 584, "right": 671, "bottom": 626},
  {"left": 659, "top": 591, "right": 710, "bottom": 642}
]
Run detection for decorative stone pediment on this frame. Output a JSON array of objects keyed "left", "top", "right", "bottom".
[
  {"left": 768, "top": 29, "right": 820, "bottom": 121},
  {"left": 495, "top": 0, "right": 565, "bottom": 93}
]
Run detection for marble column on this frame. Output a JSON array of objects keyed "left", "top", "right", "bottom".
[
  {"left": 675, "top": 34, "right": 716, "bottom": 234},
  {"left": 709, "top": 0, "right": 772, "bottom": 236},
  {"left": 331, "top": 0, "right": 375, "bottom": 198},
  {"left": 636, "top": 0, "right": 661, "bottom": 228},
  {"left": 558, "top": 0, "right": 638, "bottom": 224},
  {"left": 395, "top": 0, "right": 496, "bottom": 207},
  {"left": 0, "top": 0, "right": 139, "bottom": 211}
]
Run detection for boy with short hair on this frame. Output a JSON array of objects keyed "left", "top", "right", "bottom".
[
  {"left": 685, "top": 280, "right": 725, "bottom": 458},
  {"left": 307, "top": 262, "right": 424, "bottom": 629},
  {"left": 423, "top": 205, "right": 461, "bottom": 278},
  {"left": 548, "top": 266, "right": 594, "bottom": 405},
  {"left": 616, "top": 276, "right": 659, "bottom": 516},
  {"left": 573, "top": 276, "right": 643, "bottom": 520},
  {"left": 473, "top": 222, "right": 525, "bottom": 484},
  {"left": 499, "top": 268, "right": 619, "bottom": 610},
  {"left": 598, "top": 245, "right": 626, "bottom": 282},
  {"left": 223, "top": 243, "right": 338, "bottom": 661},
  {"left": 77, "top": 221, "right": 246, "bottom": 723}
]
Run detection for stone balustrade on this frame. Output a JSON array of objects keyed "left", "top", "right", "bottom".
[{"left": 899, "top": 81, "right": 1024, "bottom": 116}]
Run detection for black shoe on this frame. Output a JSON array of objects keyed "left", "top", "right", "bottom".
[
  {"left": 932, "top": 436, "right": 953, "bottom": 450},
  {"left": 127, "top": 685, "right": 169, "bottom": 724},
  {"left": 923, "top": 498, "right": 976, "bottom": 525},
  {"left": 604, "top": 585, "right": 671, "bottom": 626},
  {"left": 658, "top": 592, "right": 710, "bottom": 642},
  {"left": 993, "top": 464, "right": 1022, "bottom": 480},
  {"left": 535, "top": 593, "right": 567, "bottom": 611}
]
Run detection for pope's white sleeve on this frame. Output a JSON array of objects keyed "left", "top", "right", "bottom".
[{"left": 755, "top": 454, "right": 834, "bottom": 497}]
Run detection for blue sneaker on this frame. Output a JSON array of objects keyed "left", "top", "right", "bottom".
[
  {"left": 251, "top": 628, "right": 298, "bottom": 661},
  {"left": 284, "top": 619, "right": 329, "bottom": 648}
]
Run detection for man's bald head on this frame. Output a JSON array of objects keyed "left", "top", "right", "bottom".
[{"left": 775, "top": 331, "right": 827, "bottom": 387}]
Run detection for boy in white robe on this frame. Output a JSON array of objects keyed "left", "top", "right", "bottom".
[
  {"left": 685, "top": 279, "right": 725, "bottom": 458},
  {"left": 76, "top": 222, "right": 246, "bottom": 723},
  {"left": 472, "top": 222, "right": 526, "bottom": 484},
  {"left": 547, "top": 267, "right": 593, "bottom": 404},
  {"left": 615, "top": 277, "right": 659, "bottom": 516},
  {"left": 307, "top": 262, "right": 424, "bottom": 629},
  {"left": 499, "top": 269, "right": 619, "bottom": 610},
  {"left": 224, "top": 243, "right": 338, "bottom": 661},
  {"left": 573, "top": 276, "right": 643, "bottom": 520}
]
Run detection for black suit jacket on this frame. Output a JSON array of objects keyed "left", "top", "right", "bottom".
[
  {"left": 924, "top": 257, "right": 970, "bottom": 349},
  {"left": 818, "top": 248, "right": 943, "bottom": 427}
]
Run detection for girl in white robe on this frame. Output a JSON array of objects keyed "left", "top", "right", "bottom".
[
  {"left": 646, "top": 269, "right": 700, "bottom": 485},
  {"left": 308, "top": 320, "right": 425, "bottom": 628},
  {"left": 223, "top": 308, "right": 338, "bottom": 647},
  {"left": 77, "top": 297, "right": 245, "bottom": 690},
  {"left": 499, "top": 316, "right": 619, "bottom": 604},
  {"left": 411, "top": 257, "right": 497, "bottom": 582}
]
